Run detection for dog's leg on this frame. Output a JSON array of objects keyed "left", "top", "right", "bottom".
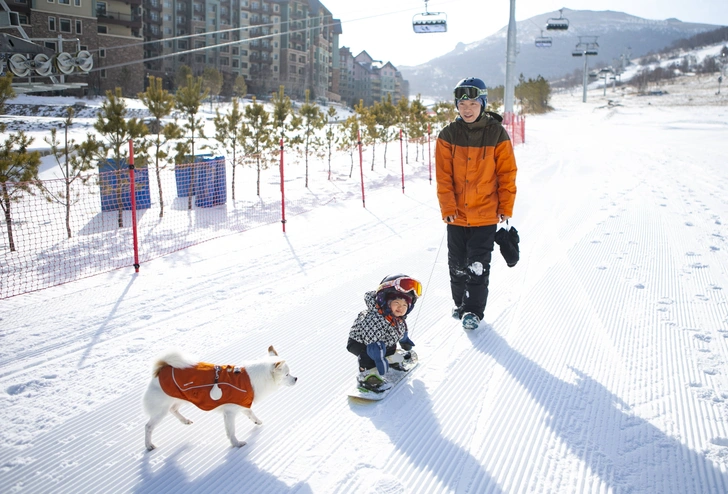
[
  {"left": 241, "top": 407, "right": 263, "bottom": 425},
  {"left": 169, "top": 403, "right": 193, "bottom": 425},
  {"left": 223, "top": 408, "right": 246, "bottom": 447},
  {"left": 145, "top": 411, "right": 167, "bottom": 451}
]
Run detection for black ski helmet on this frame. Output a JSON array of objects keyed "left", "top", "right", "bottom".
[
  {"left": 375, "top": 274, "right": 421, "bottom": 315},
  {"left": 453, "top": 77, "right": 488, "bottom": 109}
]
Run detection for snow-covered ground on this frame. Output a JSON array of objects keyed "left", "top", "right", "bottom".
[{"left": 1, "top": 73, "right": 728, "bottom": 493}]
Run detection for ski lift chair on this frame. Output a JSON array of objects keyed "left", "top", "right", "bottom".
[
  {"left": 546, "top": 9, "right": 569, "bottom": 31},
  {"left": 413, "top": 0, "right": 447, "bottom": 33},
  {"left": 412, "top": 13, "right": 448, "bottom": 33},
  {"left": 535, "top": 31, "right": 552, "bottom": 48}
]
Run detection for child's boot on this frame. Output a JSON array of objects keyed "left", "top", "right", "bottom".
[{"left": 357, "top": 368, "right": 392, "bottom": 392}]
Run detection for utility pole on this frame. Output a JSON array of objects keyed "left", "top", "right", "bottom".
[{"left": 504, "top": 0, "right": 517, "bottom": 115}]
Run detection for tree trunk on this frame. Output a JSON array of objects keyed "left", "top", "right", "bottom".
[
  {"left": 231, "top": 147, "right": 237, "bottom": 201},
  {"left": 256, "top": 158, "right": 261, "bottom": 196},
  {"left": 2, "top": 183, "right": 15, "bottom": 252},
  {"left": 116, "top": 169, "right": 124, "bottom": 228},
  {"left": 349, "top": 149, "right": 354, "bottom": 178},
  {"left": 370, "top": 142, "right": 376, "bottom": 171}
]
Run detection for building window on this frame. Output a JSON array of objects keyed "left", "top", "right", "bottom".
[
  {"left": 59, "top": 0, "right": 69, "bottom": 4},
  {"left": 48, "top": 17, "right": 56, "bottom": 30},
  {"left": 98, "top": 25, "right": 107, "bottom": 33},
  {"left": 101, "top": 69, "right": 107, "bottom": 78},
  {"left": 75, "top": 20, "right": 82, "bottom": 33},
  {"left": 44, "top": 41, "right": 57, "bottom": 51},
  {"left": 99, "top": 48, "right": 106, "bottom": 57},
  {"left": 74, "top": 0, "right": 81, "bottom": 5},
  {"left": 18, "top": 14, "right": 29, "bottom": 24},
  {"left": 178, "top": 40, "right": 187, "bottom": 49},
  {"left": 60, "top": 18, "right": 71, "bottom": 32},
  {"left": 96, "top": 1, "right": 106, "bottom": 14}
]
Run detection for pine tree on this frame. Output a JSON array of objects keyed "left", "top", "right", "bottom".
[
  {"left": 43, "top": 108, "right": 103, "bottom": 237},
  {"left": 139, "top": 76, "right": 183, "bottom": 217},
  {"left": 94, "top": 88, "right": 148, "bottom": 227},
  {"left": 175, "top": 75, "right": 209, "bottom": 209},
  {"left": 0, "top": 131, "right": 42, "bottom": 251},
  {"left": 298, "top": 90, "right": 325, "bottom": 188},
  {"left": 213, "top": 98, "right": 244, "bottom": 200},
  {"left": 241, "top": 97, "right": 274, "bottom": 196}
]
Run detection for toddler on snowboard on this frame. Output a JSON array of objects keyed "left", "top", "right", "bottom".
[{"left": 346, "top": 274, "right": 422, "bottom": 391}]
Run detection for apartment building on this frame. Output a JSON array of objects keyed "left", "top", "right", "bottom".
[
  {"left": 2, "top": 0, "right": 407, "bottom": 103},
  {"left": 339, "top": 48, "right": 407, "bottom": 108},
  {"left": 2, "top": 0, "right": 144, "bottom": 96}
]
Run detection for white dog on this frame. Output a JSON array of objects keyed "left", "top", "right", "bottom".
[{"left": 143, "top": 346, "right": 297, "bottom": 450}]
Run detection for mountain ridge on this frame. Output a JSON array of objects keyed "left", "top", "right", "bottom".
[{"left": 400, "top": 8, "right": 723, "bottom": 100}]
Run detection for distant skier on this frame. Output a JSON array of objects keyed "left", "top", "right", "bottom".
[
  {"left": 435, "top": 77, "right": 518, "bottom": 330},
  {"left": 346, "top": 274, "right": 422, "bottom": 391}
]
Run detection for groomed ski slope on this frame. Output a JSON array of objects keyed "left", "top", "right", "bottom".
[{"left": 1, "top": 89, "right": 728, "bottom": 493}]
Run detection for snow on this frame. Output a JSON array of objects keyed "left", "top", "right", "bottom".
[{"left": 1, "top": 73, "right": 728, "bottom": 493}]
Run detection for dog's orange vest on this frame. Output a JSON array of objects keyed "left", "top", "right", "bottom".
[{"left": 158, "top": 362, "right": 254, "bottom": 411}]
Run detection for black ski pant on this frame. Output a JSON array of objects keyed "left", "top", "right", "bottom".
[
  {"left": 346, "top": 338, "right": 396, "bottom": 372},
  {"left": 447, "top": 224, "right": 497, "bottom": 320}
]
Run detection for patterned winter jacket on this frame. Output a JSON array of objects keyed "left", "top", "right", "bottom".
[
  {"left": 436, "top": 112, "right": 517, "bottom": 227},
  {"left": 348, "top": 291, "right": 408, "bottom": 347}
]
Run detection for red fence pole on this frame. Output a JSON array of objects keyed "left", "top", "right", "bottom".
[
  {"left": 428, "top": 123, "right": 432, "bottom": 184},
  {"left": 279, "top": 138, "right": 286, "bottom": 233},
  {"left": 358, "top": 129, "right": 365, "bottom": 208},
  {"left": 128, "top": 139, "right": 140, "bottom": 272},
  {"left": 399, "top": 128, "right": 405, "bottom": 193}
]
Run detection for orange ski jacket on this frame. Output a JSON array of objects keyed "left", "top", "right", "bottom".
[
  {"left": 436, "top": 112, "right": 517, "bottom": 227},
  {"left": 158, "top": 362, "right": 254, "bottom": 411}
]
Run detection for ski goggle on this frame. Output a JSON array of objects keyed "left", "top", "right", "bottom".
[
  {"left": 454, "top": 85, "right": 487, "bottom": 101},
  {"left": 378, "top": 277, "right": 422, "bottom": 297}
]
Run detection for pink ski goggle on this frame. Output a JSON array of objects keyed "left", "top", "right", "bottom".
[{"left": 377, "top": 277, "right": 422, "bottom": 297}]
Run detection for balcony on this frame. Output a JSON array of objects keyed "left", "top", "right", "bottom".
[
  {"left": 144, "top": 13, "right": 163, "bottom": 25},
  {"left": 97, "top": 8, "right": 142, "bottom": 29}
]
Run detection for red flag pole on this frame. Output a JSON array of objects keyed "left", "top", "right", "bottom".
[
  {"left": 399, "top": 128, "right": 405, "bottom": 193},
  {"left": 279, "top": 138, "right": 286, "bottom": 233},
  {"left": 128, "top": 139, "right": 140, "bottom": 272},
  {"left": 358, "top": 129, "right": 365, "bottom": 208}
]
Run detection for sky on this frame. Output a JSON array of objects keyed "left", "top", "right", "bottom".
[
  {"left": 322, "top": 0, "right": 728, "bottom": 67},
  {"left": 1, "top": 54, "right": 728, "bottom": 492}
]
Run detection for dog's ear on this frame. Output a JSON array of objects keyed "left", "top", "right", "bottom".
[
  {"left": 268, "top": 345, "right": 278, "bottom": 356},
  {"left": 274, "top": 361, "right": 286, "bottom": 369}
]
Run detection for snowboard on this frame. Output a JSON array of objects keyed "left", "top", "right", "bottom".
[{"left": 348, "top": 350, "right": 419, "bottom": 401}]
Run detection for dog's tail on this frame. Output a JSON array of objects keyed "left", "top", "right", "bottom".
[{"left": 151, "top": 351, "right": 197, "bottom": 376}]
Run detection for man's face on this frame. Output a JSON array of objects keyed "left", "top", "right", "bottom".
[{"left": 457, "top": 99, "right": 481, "bottom": 123}]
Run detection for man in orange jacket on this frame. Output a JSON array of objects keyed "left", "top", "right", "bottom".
[{"left": 435, "top": 77, "right": 517, "bottom": 330}]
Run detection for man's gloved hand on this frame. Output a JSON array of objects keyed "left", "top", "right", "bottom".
[{"left": 445, "top": 214, "right": 457, "bottom": 223}]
